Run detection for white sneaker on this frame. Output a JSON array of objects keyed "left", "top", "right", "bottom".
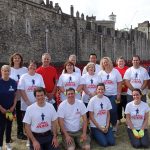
[
  {"left": 112, "top": 126, "right": 117, "bottom": 132},
  {"left": 6, "top": 143, "right": 12, "bottom": 150},
  {"left": 26, "top": 140, "right": 30, "bottom": 147}
]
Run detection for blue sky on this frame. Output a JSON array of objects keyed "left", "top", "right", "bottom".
[{"left": 44, "top": 0, "right": 150, "bottom": 29}]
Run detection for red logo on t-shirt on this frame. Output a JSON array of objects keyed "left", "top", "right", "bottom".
[
  {"left": 75, "top": 109, "right": 81, "bottom": 115},
  {"left": 87, "top": 84, "right": 97, "bottom": 88},
  {"left": 36, "top": 121, "right": 49, "bottom": 128},
  {"left": 27, "top": 86, "right": 37, "bottom": 92},
  {"left": 97, "top": 110, "right": 107, "bottom": 116},
  {"left": 131, "top": 115, "right": 143, "bottom": 120},
  {"left": 104, "top": 80, "right": 113, "bottom": 85},
  {"left": 65, "top": 82, "right": 75, "bottom": 87},
  {"left": 131, "top": 79, "right": 142, "bottom": 84}
]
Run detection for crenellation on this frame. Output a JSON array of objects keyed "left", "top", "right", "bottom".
[
  {"left": 54, "top": 3, "right": 61, "bottom": 13},
  {"left": 0, "top": 0, "right": 149, "bottom": 64}
]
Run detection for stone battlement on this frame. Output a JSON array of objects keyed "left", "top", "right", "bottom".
[{"left": 0, "top": 0, "right": 149, "bottom": 63}]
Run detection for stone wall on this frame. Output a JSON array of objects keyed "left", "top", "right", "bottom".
[{"left": 0, "top": 0, "right": 149, "bottom": 64}]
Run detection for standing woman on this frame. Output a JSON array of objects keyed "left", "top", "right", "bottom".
[
  {"left": 98, "top": 57, "right": 122, "bottom": 133},
  {"left": 87, "top": 83, "right": 115, "bottom": 147},
  {"left": 18, "top": 60, "right": 45, "bottom": 147},
  {"left": 62, "top": 54, "right": 81, "bottom": 75},
  {"left": 57, "top": 61, "right": 83, "bottom": 101},
  {"left": 9, "top": 53, "right": 28, "bottom": 140},
  {"left": 81, "top": 62, "right": 100, "bottom": 107},
  {"left": 125, "top": 88, "right": 149, "bottom": 148},
  {"left": 18, "top": 60, "right": 45, "bottom": 114},
  {"left": 0, "top": 65, "right": 17, "bottom": 150}
]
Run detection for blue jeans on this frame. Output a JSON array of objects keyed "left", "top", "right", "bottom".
[
  {"left": 91, "top": 127, "right": 115, "bottom": 147},
  {"left": 127, "top": 128, "right": 149, "bottom": 148},
  {"left": 106, "top": 95, "right": 118, "bottom": 126}
]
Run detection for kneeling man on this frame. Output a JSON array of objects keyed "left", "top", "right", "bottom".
[
  {"left": 58, "top": 88, "right": 90, "bottom": 150},
  {"left": 23, "top": 87, "right": 59, "bottom": 150}
]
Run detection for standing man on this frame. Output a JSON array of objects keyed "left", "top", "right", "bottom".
[
  {"left": 36, "top": 53, "right": 58, "bottom": 109},
  {"left": 124, "top": 55, "right": 149, "bottom": 103},
  {"left": 115, "top": 56, "right": 128, "bottom": 121},
  {"left": 57, "top": 88, "right": 90, "bottom": 150},
  {"left": 82, "top": 53, "right": 101, "bottom": 75},
  {"left": 69, "top": 54, "right": 81, "bottom": 75},
  {"left": 23, "top": 87, "right": 59, "bottom": 150}
]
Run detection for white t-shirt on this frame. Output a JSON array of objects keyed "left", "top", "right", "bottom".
[
  {"left": 18, "top": 73, "right": 45, "bottom": 111},
  {"left": 87, "top": 95, "right": 112, "bottom": 128},
  {"left": 82, "top": 64, "right": 101, "bottom": 75},
  {"left": 125, "top": 101, "right": 149, "bottom": 130},
  {"left": 57, "top": 99, "right": 87, "bottom": 132},
  {"left": 62, "top": 66, "right": 81, "bottom": 76},
  {"left": 124, "top": 66, "right": 149, "bottom": 95},
  {"left": 23, "top": 102, "right": 57, "bottom": 133},
  {"left": 57, "top": 72, "right": 83, "bottom": 101},
  {"left": 81, "top": 73, "right": 100, "bottom": 103},
  {"left": 98, "top": 68, "right": 122, "bottom": 95},
  {"left": 10, "top": 67, "right": 28, "bottom": 100},
  {"left": 10, "top": 67, "right": 28, "bottom": 82}
]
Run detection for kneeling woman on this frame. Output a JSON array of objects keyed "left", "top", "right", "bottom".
[
  {"left": 125, "top": 88, "right": 149, "bottom": 148},
  {"left": 87, "top": 83, "right": 115, "bottom": 147}
]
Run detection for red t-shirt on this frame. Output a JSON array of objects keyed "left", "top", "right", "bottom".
[
  {"left": 115, "top": 66, "right": 128, "bottom": 93},
  {"left": 36, "top": 66, "right": 58, "bottom": 93}
]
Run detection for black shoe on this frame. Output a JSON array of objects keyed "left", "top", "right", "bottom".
[{"left": 17, "top": 133, "right": 27, "bottom": 140}]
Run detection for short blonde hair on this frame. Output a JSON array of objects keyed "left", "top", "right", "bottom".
[
  {"left": 100, "top": 57, "right": 113, "bottom": 70},
  {"left": 42, "top": 53, "right": 51, "bottom": 60},
  {"left": 86, "top": 62, "right": 95, "bottom": 72},
  {"left": 1, "top": 65, "right": 10, "bottom": 71}
]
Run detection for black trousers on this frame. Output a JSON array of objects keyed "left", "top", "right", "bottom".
[
  {"left": 117, "top": 95, "right": 127, "bottom": 120},
  {"left": 30, "top": 132, "right": 60, "bottom": 150},
  {"left": 16, "top": 100, "right": 23, "bottom": 134},
  {"left": 0, "top": 112, "right": 12, "bottom": 146}
]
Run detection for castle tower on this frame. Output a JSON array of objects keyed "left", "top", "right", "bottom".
[{"left": 109, "top": 12, "right": 116, "bottom": 23}]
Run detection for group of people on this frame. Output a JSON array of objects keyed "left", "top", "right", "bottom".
[{"left": 0, "top": 52, "right": 149, "bottom": 150}]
